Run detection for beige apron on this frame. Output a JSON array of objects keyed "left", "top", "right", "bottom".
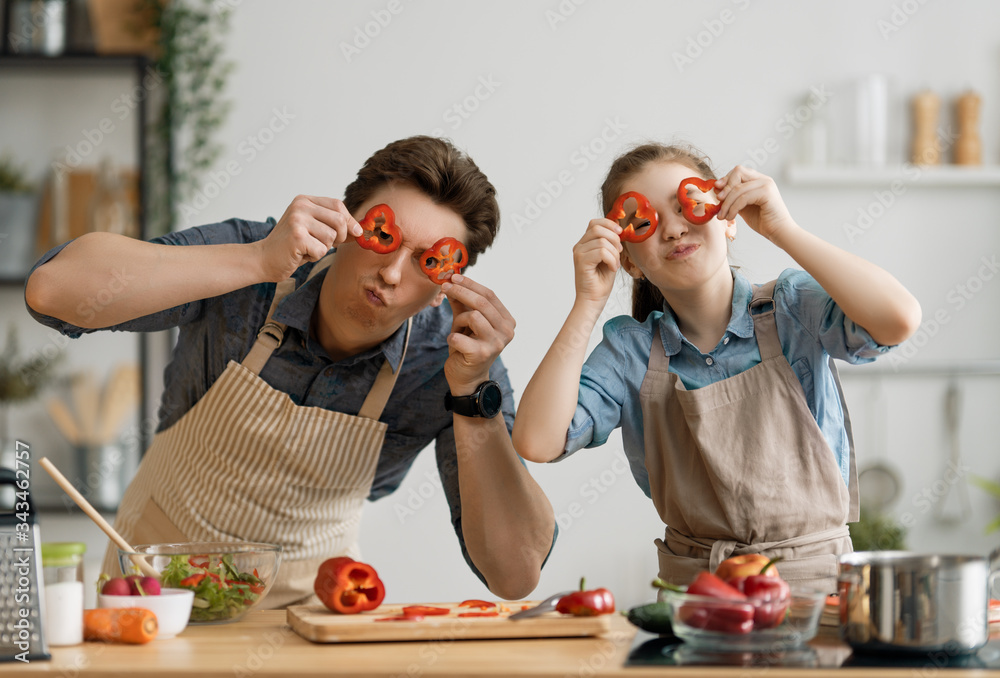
[
  {"left": 643, "top": 280, "right": 859, "bottom": 593},
  {"left": 102, "top": 256, "right": 411, "bottom": 608}
]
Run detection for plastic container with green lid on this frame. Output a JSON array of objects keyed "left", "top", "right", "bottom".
[
  {"left": 41, "top": 542, "right": 86, "bottom": 585},
  {"left": 41, "top": 542, "right": 86, "bottom": 646}
]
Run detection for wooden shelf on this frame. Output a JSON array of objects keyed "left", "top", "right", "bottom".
[
  {"left": 786, "top": 164, "right": 1000, "bottom": 188},
  {"left": 0, "top": 53, "right": 148, "bottom": 69}
]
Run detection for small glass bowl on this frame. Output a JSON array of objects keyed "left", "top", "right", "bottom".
[
  {"left": 118, "top": 541, "right": 281, "bottom": 625},
  {"left": 659, "top": 589, "right": 826, "bottom": 652}
]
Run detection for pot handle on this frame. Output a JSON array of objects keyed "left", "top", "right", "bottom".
[{"left": 990, "top": 546, "right": 1000, "bottom": 600}]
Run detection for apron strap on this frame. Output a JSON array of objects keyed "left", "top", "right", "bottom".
[
  {"left": 242, "top": 255, "right": 334, "bottom": 375},
  {"left": 751, "top": 278, "right": 860, "bottom": 522},
  {"left": 830, "top": 358, "right": 861, "bottom": 522},
  {"left": 647, "top": 326, "right": 670, "bottom": 372},
  {"left": 358, "top": 317, "right": 412, "bottom": 421},
  {"left": 749, "top": 279, "right": 784, "bottom": 360}
]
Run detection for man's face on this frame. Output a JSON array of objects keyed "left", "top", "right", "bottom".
[{"left": 319, "top": 182, "right": 468, "bottom": 352}]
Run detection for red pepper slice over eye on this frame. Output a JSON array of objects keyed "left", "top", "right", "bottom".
[
  {"left": 356, "top": 203, "right": 401, "bottom": 254},
  {"left": 606, "top": 191, "right": 659, "bottom": 243},
  {"left": 419, "top": 237, "right": 468, "bottom": 284},
  {"left": 677, "top": 177, "right": 721, "bottom": 225},
  {"left": 314, "top": 557, "right": 386, "bottom": 614}
]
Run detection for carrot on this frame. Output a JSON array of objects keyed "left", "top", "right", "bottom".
[{"left": 83, "top": 608, "right": 158, "bottom": 644}]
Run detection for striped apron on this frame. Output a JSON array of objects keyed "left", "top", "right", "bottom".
[
  {"left": 101, "top": 256, "right": 411, "bottom": 608},
  {"left": 644, "top": 280, "right": 860, "bottom": 593}
]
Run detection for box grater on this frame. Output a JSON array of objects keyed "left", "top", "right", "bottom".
[{"left": 0, "top": 466, "right": 50, "bottom": 663}]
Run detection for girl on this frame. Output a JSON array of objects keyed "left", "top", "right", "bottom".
[{"left": 512, "top": 143, "right": 921, "bottom": 591}]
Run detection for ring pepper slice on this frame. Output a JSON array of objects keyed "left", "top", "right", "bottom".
[
  {"left": 419, "top": 237, "right": 468, "bottom": 284},
  {"left": 356, "top": 203, "right": 401, "bottom": 254},
  {"left": 606, "top": 191, "right": 659, "bottom": 243},
  {"left": 677, "top": 177, "right": 721, "bottom": 225},
  {"left": 314, "top": 557, "right": 386, "bottom": 614}
]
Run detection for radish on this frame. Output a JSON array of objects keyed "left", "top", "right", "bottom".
[{"left": 101, "top": 577, "right": 131, "bottom": 596}]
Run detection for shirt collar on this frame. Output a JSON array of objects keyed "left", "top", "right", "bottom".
[
  {"left": 270, "top": 263, "right": 408, "bottom": 370},
  {"left": 656, "top": 268, "right": 755, "bottom": 355}
]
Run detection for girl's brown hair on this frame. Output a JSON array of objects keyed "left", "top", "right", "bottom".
[
  {"left": 600, "top": 143, "right": 717, "bottom": 322},
  {"left": 343, "top": 136, "right": 499, "bottom": 266}
]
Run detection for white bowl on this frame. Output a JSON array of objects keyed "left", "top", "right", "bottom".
[{"left": 97, "top": 588, "right": 195, "bottom": 639}]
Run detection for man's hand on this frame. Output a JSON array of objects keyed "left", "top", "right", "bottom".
[
  {"left": 256, "top": 195, "right": 363, "bottom": 282},
  {"left": 441, "top": 274, "right": 515, "bottom": 396}
]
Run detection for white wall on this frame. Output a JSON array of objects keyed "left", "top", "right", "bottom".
[{"left": 6, "top": 0, "right": 1000, "bottom": 610}]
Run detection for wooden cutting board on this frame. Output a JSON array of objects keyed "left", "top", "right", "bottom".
[{"left": 287, "top": 602, "right": 612, "bottom": 643}]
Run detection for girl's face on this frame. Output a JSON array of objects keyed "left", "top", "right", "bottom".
[{"left": 618, "top": 161, "right": 736, "bottom": 296}]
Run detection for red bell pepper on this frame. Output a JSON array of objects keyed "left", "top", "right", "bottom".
[
  {"left": 605, "top": 191, "right": 659, "bottom": 243},
  {"left": 555, "top": 578, "right": 616, "bottom": 616},
  {"left": 677, "top": 177, "right": 721, "bottom": 225},
  {"left": 741, "top": 559, "right": 791, "bottom": 629},
  {"left": 314, "top": 557, "right": 386, "bottom": 614},
  {"left": 457, "top": 611, "right": 500, "bottom": 618},
  {"left": 679, "top": 571, "right": 755, "bottom": 634},
  {"left": 419, "top": 237, "right": 468, "bottom": 284},
  {"left": 356, "top": 203, "right": 402, "bottom": 254}
]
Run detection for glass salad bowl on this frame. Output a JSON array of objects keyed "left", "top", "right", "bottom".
[
  {"left": 658, "top": 589, "right": 826, "bottom": 652},
  {"left": 118, "top": 541, "right": 282, "bottom": 624}
]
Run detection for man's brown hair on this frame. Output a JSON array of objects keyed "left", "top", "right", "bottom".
[{"left": 344, "top": 136, "right": 499, "bottom": 266}]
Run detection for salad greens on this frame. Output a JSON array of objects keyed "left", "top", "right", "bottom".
[{"left": 160, "top": 553, "right": 266, "bottom": 622}]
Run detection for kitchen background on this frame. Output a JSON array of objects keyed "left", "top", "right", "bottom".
[{"left": 1, "top": 0, "right": 999, "bottom": 610}]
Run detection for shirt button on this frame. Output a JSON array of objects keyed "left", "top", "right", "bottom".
[
  {"left": 723, "top": 336, "right": 730, "bottom": 345},
  {"left": 324, "top": 367, "right": 335, "bottom": 377},
  {"left": 705, "top": 357, "right": 714, "bottom": 366}
]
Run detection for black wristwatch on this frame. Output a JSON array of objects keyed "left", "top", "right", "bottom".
[{"left": 444, "top": 380, "right": 503, "bottom": 418}]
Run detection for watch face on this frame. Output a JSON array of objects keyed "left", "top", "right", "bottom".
[{"left": 480, "top": 382, "right": 502, "bottom": 417}]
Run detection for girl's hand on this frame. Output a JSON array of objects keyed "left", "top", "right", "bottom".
[
  {"left": 714, "top": 166, "right": 796, "bottom": 242},
  {"left": 573, "top": 218, "right": 622, "bottom": 308}
]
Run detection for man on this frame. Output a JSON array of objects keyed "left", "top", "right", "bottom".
[{"left": 25, "top": 136, "right": 556, "bottom": 606}]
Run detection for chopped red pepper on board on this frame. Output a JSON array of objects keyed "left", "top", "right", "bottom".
[
  {"left": 419, "top": 237, "right": 468, "bottom": 284},
  {"left": 677, "top": 177, "right": 721, "bottom": 225},
  {"left": 606, "top": 191, "right": 659, "bottom": 243},
  {"left": 356, "top": 203, "right": 401, "bottom": 254},
  {"left": 375, "top": 615, "right": 422, "bottom": 622},
  {"left": 458, "top": 599, "right": 496, "bottom": 610},
  {"left": 402, "top": 606, "right": 450, "bottom": 617},
  {"left": 555, "top": 578, "right": 616, "bottom": 616},
  {"left": 314, "top": 557, "right": 386, "bottom": 614},
  {"left": 457, "top": 611, "right": 500, "bottom": 618}
]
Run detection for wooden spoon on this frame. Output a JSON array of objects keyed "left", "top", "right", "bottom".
[{"left": 38, "top": 456, "right": 159, "bottom": 578}]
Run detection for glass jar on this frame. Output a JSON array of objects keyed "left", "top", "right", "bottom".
[{"left": 41, "top": 542, "right": 86, "bottom": 646}]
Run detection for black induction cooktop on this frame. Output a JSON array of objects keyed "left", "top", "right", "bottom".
[{"left": 625, "top": 630, "right": 1000, "bottom": 670}]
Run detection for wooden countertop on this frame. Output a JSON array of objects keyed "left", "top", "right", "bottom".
[{"left": 10, "top": 612, "right": 1000, "bottom": 677}]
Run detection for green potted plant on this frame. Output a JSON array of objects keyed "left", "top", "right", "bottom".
[
  {"left": 0, "top": 324, "right": 62, "bottom": 463},
  {"left": 0, "top": 152, "right": 38, "bottom": 280},
  {"left": 971, "top": 475, "right": 1000, "bottom": 533}
]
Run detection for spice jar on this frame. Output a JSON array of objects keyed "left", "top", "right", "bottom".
[{"left": 41, "top": 542, "right": 86, "bottom": 646}]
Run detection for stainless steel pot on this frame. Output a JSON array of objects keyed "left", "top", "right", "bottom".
[{"left": 838, "top": 549, "right": 1000, "bottom": 655}]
